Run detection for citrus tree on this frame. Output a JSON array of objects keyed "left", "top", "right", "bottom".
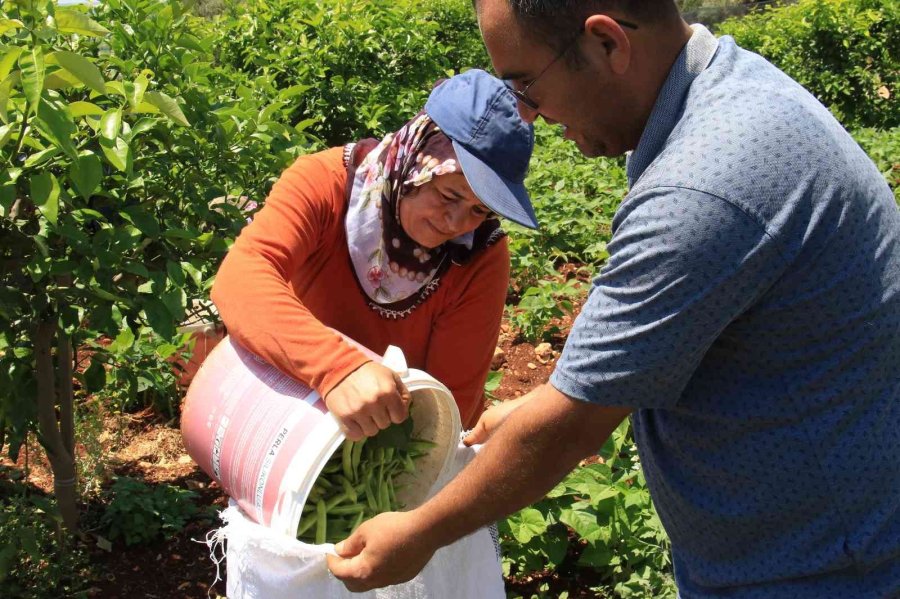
[{"left": 0, "top": 0, "right": 312, "bottom": 532}]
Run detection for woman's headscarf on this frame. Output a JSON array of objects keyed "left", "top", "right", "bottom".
[{"left": 344, "top": 113, "right": 505, "bottom": 320}]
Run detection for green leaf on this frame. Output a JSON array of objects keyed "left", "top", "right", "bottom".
[
  {"left": 54, "top": 9, "right": 110, "bottom": 37},
  {"left": 50, "top": 51, "right": 106, "bottom": 95},
  {"left": 120, "top": 206, "right": 158, "bottom": 237},
  {"left": 100, "top": 136, "right": 131, "bottom": 172},
  {"left": 0, "top": 19, "right": 24, "bottom": 36},
  {"left": 100, "top": 108, "right": 121, "bottom": 140},
  {"left": 69, "top": 151, "right": 102, "bottom": 200},
  {"left": 161, "top": 288, "right": 187, "bottom": 322},
  {"left": 142, "top": 297, "right": 175, "bottom": 339},
  {"left": 129, "top": 117, "right": 156, "bottom": 138},
  {"left": 43, "top": 67, "right": 83, "bottom": 90},
  {"left": 166, "top": 260, "right": 185, "bottom": 287},
  {"left": 0, "top": 72, "right": 18, "bottom": 122},
  {"left": 29, "top": 172, "right": 60, "bottom": 225},
  {"left": 23, "top": 146, "right": 59, "bottom": 168},
  {"left": 69, "top": 100, "right": 104, "bottom": 117},
  {"left": 18, "top": 45, "right": 44, "bottom": 112},
  {"left": 143, "top": 91, "right": 189, "bottom": 126},
  {"left": 0, "top": 46, "right": 23, "bottom": 82},
  {"left": 35, "top": 98, "right": 77, "bottom": 159},
  {"left": 181, "top": 261, "right": 203, "bottom": 288},
  {"left": 83, "top": 358, "right": 107, "bottom": 393},
  {"left": 155, "top": 343, "right": 179, "bottom": 359},
  {"left": 109, "top": 321, "right": 135, "bottom": 354},
  {"left": 559, "top": 507, "right": 604, "bottom": 543},
  {"left": 505, "top": 508, "right": 548, "bottom": 544},
  {"left": 125, "top": 72, "right": 148, "bottom": 109}
]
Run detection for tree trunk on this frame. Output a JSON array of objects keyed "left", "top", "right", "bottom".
[{"left": 34, "top": 319, "right": 79, "bottom": 532}]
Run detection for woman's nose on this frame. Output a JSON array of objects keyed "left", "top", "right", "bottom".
[{"left": 445, "top": 204, "right": 472, "bottom": 235}]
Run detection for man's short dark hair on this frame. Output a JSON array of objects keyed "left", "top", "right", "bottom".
[{"left": 495, "top": 1, "right": 680, "bottom": 58}]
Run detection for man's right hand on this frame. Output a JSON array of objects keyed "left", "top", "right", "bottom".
[
  {"left": 463, "top": 391, "right": 535, "bottom": 446},
  {"left": 324, "top": 362, "right": 410, "bottom": 441}
]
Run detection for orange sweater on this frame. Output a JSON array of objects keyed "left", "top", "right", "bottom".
[{"left": 211, "top": 147, "right": 509, "bottom": 428}]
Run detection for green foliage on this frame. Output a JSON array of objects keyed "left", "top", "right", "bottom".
[
  {"left": 504, "top": 122, "right": 627, "bottom": 341},
  {"left": 853, "top": 126, "right": 900, "bottom": 203},
  {"left": 0, "top": 492, "right": 90, "bottom": 596},
  {"left": 100, "top": 476, "right": 210, "bottom": 546},
  {"left": 0, "top": 0, "right": 314, "bottom": 460},
  {"left": 204, "top": 0, "right": 489, "bottom": 146},
  {"left": 511, "top": 123, "right": 626, "bottom": 286},
  {"left": 506, "top": 278, "right": 582, "bottom": 342},
  {"left": 500, "top": 420, "right": 677, "bottom": 598},
  {"left": 717, "top": 0, "right": 899, "bottom": 129},
  {"left": 484, "top": 369, "right": 503, "bottom": 404}
]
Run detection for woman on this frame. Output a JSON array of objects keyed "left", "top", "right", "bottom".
[{"left": 210, "top": 70, "right": 537, "bottom": 440}]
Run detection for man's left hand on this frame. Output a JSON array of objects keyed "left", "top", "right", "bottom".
[{"left": 326, "top": 511, "right": 436, "bottom": 592}]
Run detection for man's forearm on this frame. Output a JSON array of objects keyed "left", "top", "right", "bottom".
[{"left": 412, "top": 384, "right": 632, "bottom": 549}]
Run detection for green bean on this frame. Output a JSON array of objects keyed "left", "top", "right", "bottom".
[
  {"left": 339, "top": 475, "right": 358, "bottom": 503},
  {"left": 298, "top": 417, "right": 434, "bottom": 542},
  {"left": 364, "top": 472, "right": 379, "bottom": 513},
  {"left": 342, "top": 439, "right": 354, "bottom": 481},
  {"left": 297, "top": 511, "right": 317, "bottom": 537},
  {"left": 351, "top": 438, "right": 365, "bottom": 477},
  {"left": 350, "top": 510, "right": 365, "bottom": 533},
  {"left": 329, "top": 504, "right": 366, "bottom": 516},
  {"left": 315, "top": 499, "right": 327, "bottom": 544}
]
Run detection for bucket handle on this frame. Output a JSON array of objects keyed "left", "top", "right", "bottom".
[{"left": 381, "top": 345, "right": 408, "bottom": 378}]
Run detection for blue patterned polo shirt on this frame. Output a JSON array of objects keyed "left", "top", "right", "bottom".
[{"left": 550, "top": 25, "right": 900, "bottom": 598}]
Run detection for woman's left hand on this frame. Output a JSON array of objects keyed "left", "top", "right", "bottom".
[{"left": 324, "top": 362, "right": 411, "bottom": 440}]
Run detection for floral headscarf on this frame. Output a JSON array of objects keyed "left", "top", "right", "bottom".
[{"left": 344, "top": 113, "right": 505, "bottom": 320}]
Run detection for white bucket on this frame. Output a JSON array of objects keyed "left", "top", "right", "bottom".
[{"left": 181, "top": 335, "right": 461, "bottom": 537}]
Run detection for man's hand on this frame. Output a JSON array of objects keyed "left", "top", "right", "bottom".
[
  {"left": 463, "top": 388, "right": 538, "bottom": 446},
  {"left": 324, "top": 362, "right": 411, "bottom": 441},
  {"left": 326, "top": 511, "right": 436, "bottom": 592}
]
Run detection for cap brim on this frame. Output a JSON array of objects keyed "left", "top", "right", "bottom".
[{"left": 451, "top": 139, "right": 539, "bottom": 230}]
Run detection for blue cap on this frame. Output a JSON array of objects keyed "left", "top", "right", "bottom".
[{"left": 425, "top": 69, "right": 538, "bottom": 229}]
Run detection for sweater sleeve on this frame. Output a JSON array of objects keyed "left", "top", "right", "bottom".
[
  {"left": 210, "top": 148, "right": 371, "bottom": 397},
  {"left": 424, "top": 238, "right": 510, "bottom": 429}
]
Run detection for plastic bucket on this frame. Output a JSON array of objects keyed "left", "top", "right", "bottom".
[{"left": 180, "top": 335, "right": 461, "bottom": 538}]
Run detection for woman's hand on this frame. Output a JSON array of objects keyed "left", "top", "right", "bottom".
[
  {"left": 463, "top": 392, "right": 534, "bottom": 446},
  {"left": 324, "top": 362, "right": 411, "bottom": 441}
]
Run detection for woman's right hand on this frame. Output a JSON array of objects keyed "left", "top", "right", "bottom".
[{"left": 324, "top": 362, "right": 411, "bottom": 441}]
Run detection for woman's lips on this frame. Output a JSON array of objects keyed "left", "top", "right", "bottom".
[{"left": 428, "top": 221, "right": 450, "bottom": 236}]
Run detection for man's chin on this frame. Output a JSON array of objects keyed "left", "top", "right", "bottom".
[{"left": 573, "top": 138, "right": 608, "bottom": 158}]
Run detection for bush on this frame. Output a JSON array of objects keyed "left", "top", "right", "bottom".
[
  {"left": 717, "top": 0, "right": 899, "bottom": 129},
  {"left": 501, "top": 420, "right": 676, "bottom": 598},
  {"left": 100, "top": 477, "right": 211, "bottom": 546},
  {"left": 204, "top": 0, "right": 489, "bottom": 146},
  {"left": 0, "top": 493, "right": 91, "bottom": 597},
  {"left": 853, "top": 126, "right": 900, "bottom": 203},
  {"left": 0, "top": 0, "right": 314, "bottom": 530}
]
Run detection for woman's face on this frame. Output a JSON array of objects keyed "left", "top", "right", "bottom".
[{"left": 399, "top": 173, "right": 494, "bottom": 248}]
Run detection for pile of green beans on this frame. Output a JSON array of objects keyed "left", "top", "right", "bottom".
[{"left": 296, "top": 425, "right": 435, "bottom": 544}]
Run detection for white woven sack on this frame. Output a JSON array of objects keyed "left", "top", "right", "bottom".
[{"left": 210, "top": 442, "right": 505, "bottom": 599}]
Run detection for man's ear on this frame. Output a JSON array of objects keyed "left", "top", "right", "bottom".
[{"left": 582, "top": 14, "right": 632, "bottom": 75}]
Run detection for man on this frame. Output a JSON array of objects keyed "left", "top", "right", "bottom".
[{"left": 328, "top": 1, "right": 900, "bottom": 596}]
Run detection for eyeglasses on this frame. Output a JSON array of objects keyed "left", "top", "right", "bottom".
[{"left": 503, "top": 18, "right": 639, "bottom": 111}]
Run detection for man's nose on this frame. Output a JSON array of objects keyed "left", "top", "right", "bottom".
[{"left": 517, "top": 102, "right": 539, "bottom": 124}]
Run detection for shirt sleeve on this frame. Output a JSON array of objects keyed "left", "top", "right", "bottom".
[
  {"left": 210, "top": 148, "right": 372, "bottom": 397},
  {"left": 424, "top": 238, "right": 510, "bottom": 429},
  {"left": 550, "top": 187, "right": 786, "bottom": 409}
]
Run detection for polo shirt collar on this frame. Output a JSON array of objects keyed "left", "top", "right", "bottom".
[{"left": 626, "top": 24, "right": 719, "bottom": 187}]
